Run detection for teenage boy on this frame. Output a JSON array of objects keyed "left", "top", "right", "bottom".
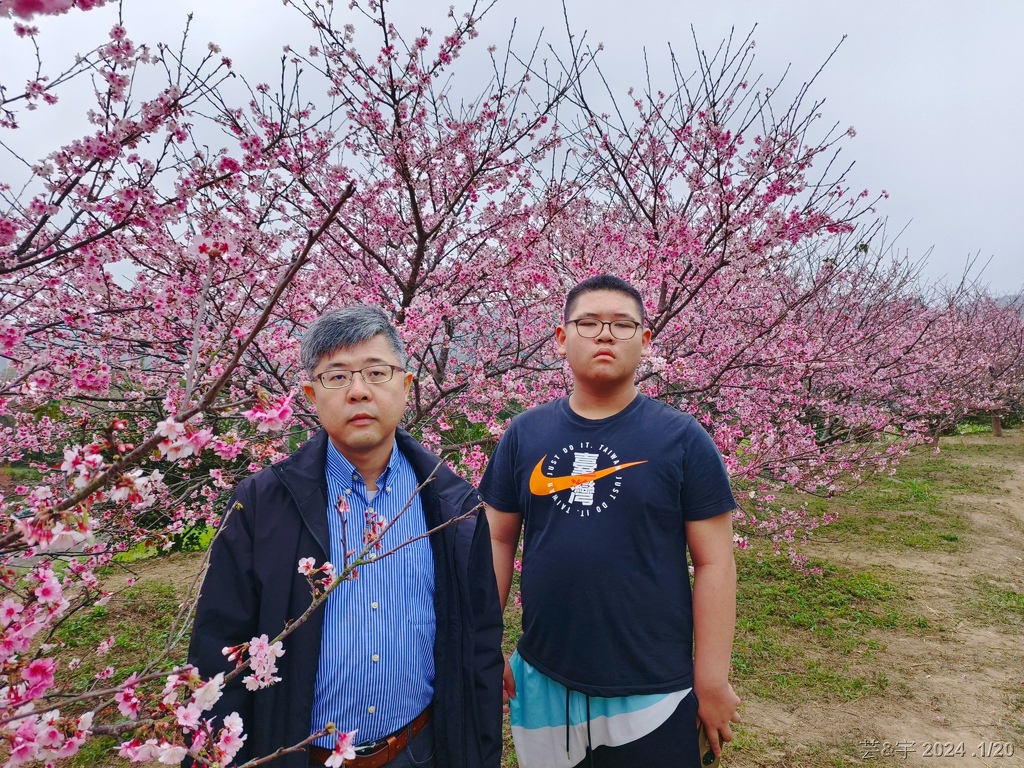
[{"left": 480, "top": 275, "right": 740, "bottom": 767}]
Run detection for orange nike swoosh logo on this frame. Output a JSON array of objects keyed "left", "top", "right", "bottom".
[{"left": 529, "top": 456, "right": 648, "bottom": 496}]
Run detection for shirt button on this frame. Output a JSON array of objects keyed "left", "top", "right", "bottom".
[
  {"left": 371, "top": 601, "right": 378, "bottom": 609},
  {"left": 372, "top": 654, "right": 379, "bottom": 662},
  {"left": 367, "top": 507, "right": 373, "bottom": 514},
  {"left": 368, "top": 705, "right": 376, "bottom": 714},
  {"left": 344, "top": 488, "right": 351, "bottom": 495},
  {"left": 385, "top": 487, "right": 391, "bottom": 493}
]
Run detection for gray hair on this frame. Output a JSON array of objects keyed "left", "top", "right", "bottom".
[{"left": 300, "top": 306, "right": 408, "bottom": 376}]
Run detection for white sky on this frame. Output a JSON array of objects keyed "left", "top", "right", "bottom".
[{"left": 3, "top": 0, "right": 1022, "bottom": 293}]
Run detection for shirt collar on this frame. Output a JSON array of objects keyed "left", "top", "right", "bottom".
[{"left": 324, "top": 437, "right": 399, "bottom": 490}]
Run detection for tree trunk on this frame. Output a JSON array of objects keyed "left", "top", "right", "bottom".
[{"left": 992, "top": 414, "right": 1003, "bottom": 437}]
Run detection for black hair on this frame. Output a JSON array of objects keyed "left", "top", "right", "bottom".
[{"left": 563, "top": 274, "right": 645, "bottom": 323}]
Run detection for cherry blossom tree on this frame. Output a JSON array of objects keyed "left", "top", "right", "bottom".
[{"left": 904, "top": 288, "right": 1024, "bottom": 438}]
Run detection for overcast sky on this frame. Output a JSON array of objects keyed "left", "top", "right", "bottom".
[{"left": 3, "top": 0, "right": 1022, "bottom": 293}]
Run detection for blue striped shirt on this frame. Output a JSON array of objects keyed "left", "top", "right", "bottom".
[{"left": 310, "top": 438, "right": 435, "bottom": 746}]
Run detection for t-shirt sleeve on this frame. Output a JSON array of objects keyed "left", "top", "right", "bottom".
[
  {"left": 680, "top": 419, "right": 737, "bottom": 520},
  {"left": 478, "top": 422, "right": 522, "bottom": 514}
]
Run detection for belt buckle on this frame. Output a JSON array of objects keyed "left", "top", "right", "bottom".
[{"left": 354, "top": 741, "right": 384, "bottom": 756}]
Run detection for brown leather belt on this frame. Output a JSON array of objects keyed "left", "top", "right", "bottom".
[{"left": 308, "top": 706, "right": 432, "bottom": 768}]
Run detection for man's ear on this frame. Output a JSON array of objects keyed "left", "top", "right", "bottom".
[
  {"left": 302, "top": 381, "right": 318, "bottom": 409},
  {"left": 402, "top": 371, "right": 414, "bottom": 396}
]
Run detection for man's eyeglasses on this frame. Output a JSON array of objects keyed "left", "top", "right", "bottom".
[
  {"left": 315, "top": 365, "right": 404, "bottom": 389},
  {"left": 567, "top": 319, "right": 642, "bottom": 340}
]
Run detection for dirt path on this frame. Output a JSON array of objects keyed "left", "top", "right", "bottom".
[{"left": 735, "top": 433, "right": 1024, "bottom": 767}]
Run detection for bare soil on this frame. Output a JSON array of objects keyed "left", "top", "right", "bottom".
[{"left": 732, "top": 432, "right": 1024, "bottom": 767}]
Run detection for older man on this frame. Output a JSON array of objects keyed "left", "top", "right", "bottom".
[{"left": 190, "top": 306, "right": 503, "bottom": 768}]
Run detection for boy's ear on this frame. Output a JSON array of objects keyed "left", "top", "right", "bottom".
[{"left": 555, "top": 325, "right": 568, "bottom": 355}]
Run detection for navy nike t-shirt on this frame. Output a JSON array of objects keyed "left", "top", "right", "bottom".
[{"left": 479, "top": 394, "right": 736, "bottom": 696}]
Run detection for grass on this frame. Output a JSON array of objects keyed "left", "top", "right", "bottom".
[
  {"left": 732, "top": 555, "right": 908, "bottom": 703},
  {"left": 969, "top": 576, "right": 1024, "bottom": 628},
  {"left": 54, "top": 584, "right": 187, "bottom": 754},
  {"left": 729, "top": 731, "right": 864, "bottom": 768},
  {"left": 0, "top": 464, "right": 41, "bottom": 488},
  {"left": 63, "top": 734, "right": 123, "bottom": 767},
  {"left": 789, "top": 444, "right": 1015, "bottom": 554},
  {"left": 49, "top": 579, "right": 192, "bottom": 767},
  {"left": 955, "top": 414, "right": 1024, "bottom": 436},
  {"left": 724, "top": 433, "right": 1024, "bottom": 765},
  {"left": 111, "top": 524, "right": 216, "bottom": 563},
  {"left": 720, "top": 440, "right": 1014, "bottom": 717},
  {"left": 54, "top": 581, "right": 185, "bottom": 687},
  {"left": 1012, "top": 687, "right": 1024, "bottom": 739}
]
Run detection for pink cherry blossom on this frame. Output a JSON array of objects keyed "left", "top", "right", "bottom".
[
  {"left": 6, "top": 0, "right": 75, "bottom": 21},
  {"left": 118, "top": 737, "right": 161, "bottom": 762},
  {"left": 37, "top": 712, "right": 64, "bottom": 748},
  {"left": 175, "top": 701, "right": 202, "bottom": 730},
  {"left": 33, "top": 579, "right": 61, "bottom": 604},
  {"left": 157, "top": 742, "right": 188, "bottom": 764},
  {"left": 115, "top": 679, "right": 141, "bottom": 720},
  {"left": 0, "top": 598, "right": 24, "bottom": 627},
  {"left": 191, "top": 671, "right": 224, "bottom": 711},
  {"left": 154, "top": 417, "right": 186, "bottom": 441},
  {"left": 22, "top": 657, "right": 57, "bottom": 689},
  {"left": 242, "top": 635, "right": 285, "bottom": 690},
  {"left": 325, "top": 729, "right": 358, "bottom": 766},
  {"left": 242, "top": 392, "right": 296, "bottom": 433},
  {"left": 215, "top": 711, "right": 248, "bottom": 760}
]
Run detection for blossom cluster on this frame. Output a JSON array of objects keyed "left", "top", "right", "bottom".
[
  {"left": 4, "top": 710, "right": 94, "bottom": 765},
  {"left": 241, "top": 392, "right": 296, "bottom": 433},
  {"left": 116, "top": 669, "right": 247, "bottom": 765},
  {"left": 236, "top": 635, "right": 285, "bottom": 692},
  {"left": 299, "top": 557, "right": 341, "bottom": 588}
]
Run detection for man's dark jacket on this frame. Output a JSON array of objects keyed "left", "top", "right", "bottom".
[{"left": 188, "top": 429, "right": 504, "bottom": 768}]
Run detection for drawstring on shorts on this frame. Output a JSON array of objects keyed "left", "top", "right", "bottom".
[
  {"left": 565, "top": 688, "right": 570, "bottom": 756},
  {"left": 564, "top": 688, "right": 596, "bottom": 768}
]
